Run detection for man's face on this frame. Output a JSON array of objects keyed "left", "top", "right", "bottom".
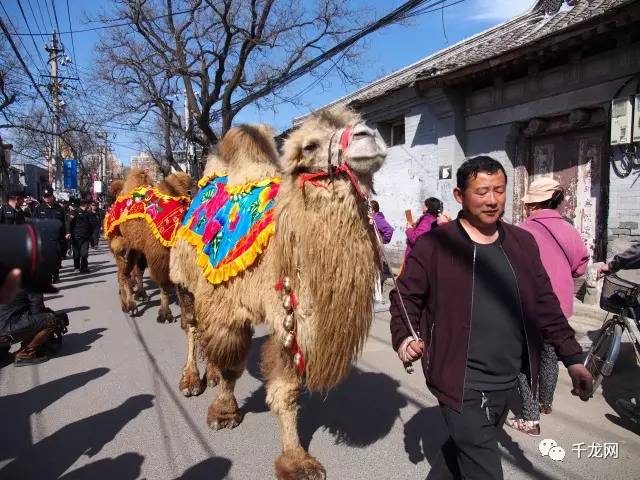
[
  {"left": 454, "top": 170, "right": 506, "bottom": 227},
  {"left": 43, "top": 195, "right": 53, "bottom": 204}
]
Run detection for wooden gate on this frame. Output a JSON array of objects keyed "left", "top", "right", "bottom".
[{"left": 515, "top": 127, "right": 606, "bottom": 261}]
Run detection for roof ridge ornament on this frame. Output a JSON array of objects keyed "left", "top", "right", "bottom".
[{"left": 539, "top": 0, "right": 577, "bottom": 16}]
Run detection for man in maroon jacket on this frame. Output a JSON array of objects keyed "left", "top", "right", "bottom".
[{"left": 390, "top": 156, "right": 593, "bottom": 480}]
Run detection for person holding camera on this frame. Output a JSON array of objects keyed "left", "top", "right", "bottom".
[
  {"left": 0, "top": 191, "right": 26, "bottom": 225},
  {"left": 67, "top": 199, "right": 93, "bottom": 273},
  {"left": 33, "top": 188, "right": 67, "bottom": 282},
  {"left": 0, "top": 286, "right": 67, "bottom": 366}
]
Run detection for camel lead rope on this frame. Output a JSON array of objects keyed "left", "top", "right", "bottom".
[{"left": 367, "top": 200, "right": 421, "bottom": 374}]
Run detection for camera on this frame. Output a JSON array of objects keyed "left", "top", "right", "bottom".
[{"left": 0, "top": 220, "right": 62, "bottom": 293}]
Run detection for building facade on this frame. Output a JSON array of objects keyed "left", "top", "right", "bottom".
[
  {"left": 130, "top": 151, "right": 163, "bottom": 183},
  {"left": 306, "top": 0, "right": 640, "bottom": 272}
]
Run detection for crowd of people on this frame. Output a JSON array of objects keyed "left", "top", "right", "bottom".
[{"left": 0, "top": 187, "right": 105, "bottom": 367}]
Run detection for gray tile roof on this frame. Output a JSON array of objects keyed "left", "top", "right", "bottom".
[{"left": 320, "top": 0, "right": 633, "bottom": 110}]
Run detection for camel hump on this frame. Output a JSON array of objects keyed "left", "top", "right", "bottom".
[
  {"left": 218, "top": 124, "right": 280, "bottom": 182},
  {"left": 159, "top": 171, "right": 194, "bottom": 197}
]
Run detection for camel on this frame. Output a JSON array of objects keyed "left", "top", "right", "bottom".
[
  {"left": 170, "top": 108, "right": 387, "bottom": 479},
  {"left": 107, "top": 179, "right": 147, "bottom": 302},
  {"left": 108, "top": 168, "right": 194, "bottom": 323}
]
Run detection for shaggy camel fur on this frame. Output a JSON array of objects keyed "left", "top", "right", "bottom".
[
  {"left": 169, "top": 109, "right": 387, "bottom": 479},
  {"left": 111, "top": 168, "right": 194, "bottom": 323},
  {"left": 107, "top": 179, "right": 147, "bottom": 301}
]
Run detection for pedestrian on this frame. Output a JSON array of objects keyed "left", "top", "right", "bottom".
[
  {"left": 390, "top": 156, "right": 593, "bottom": 480},
  {"left": 0, "top": 190, "right": 26, "bottom": 225},
  {"left": 32, "top": 188, "right": 67, "bottom": 282},
  {"left": 404, "top": 197, "right": 442, "bottom": 258},
  {"left": 505, "top": 177, "right": 590, "bottom": 436},
  {"left": 370, "top": 200, "right": 394, "bottom": 312},
  {"left": 89, "top": 202, "right": 101, "bottom": 249},
  {"left": 67, "top": 199, "right": 93, "bottom": 273}
]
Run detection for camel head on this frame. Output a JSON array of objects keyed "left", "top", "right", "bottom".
[
  {"left": 282, "top": 107, "right": 387, "bottom": 195},
  {"left": 160, "top": 171, "right": 195, "bottom": 197},
  {"left": 109, "top": 179, "right": 125, "bottom": 197},
  {"left": 122, "top": 168, "right": 154, "bottom": 194}
]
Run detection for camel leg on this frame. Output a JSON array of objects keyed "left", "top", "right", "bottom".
[
  {"left": 116, "top": 253, "right": 137, "bottom": 315},
  {"left": 157, "top": 284, "right": 175, "bottom": 323},
  {"left": 132, "top": 264, "right": 148, "bottom": 302},
  {"left": 206, "top": 324, "right": 252, "bottom": 430},
  {"left": 262, "top": 337, "right": 326, "bottom": 480},
  {"left": 205, "top": 361, "right": 221, "bottom": 388},
  {"left": 176, "top": 286, "right": 205, "bottom": 397}
]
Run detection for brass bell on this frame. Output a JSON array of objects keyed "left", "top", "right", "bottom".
[
  {"left": 283, "top": 295, "right": 293, "bottom": 312},
  {"left": 283, "top": 332, "right": 295, "bottom": 349},
  {"left": 283, "top": 276, "right": 291, "bottom": 294},
  {"left": 283, "top": 314, "right": 295, "bottom": 331}
]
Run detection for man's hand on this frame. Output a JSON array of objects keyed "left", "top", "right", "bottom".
[
  {"left": 0, "top": 269, "right": 21, "bottom": 304},
  {"left": 65, "top": 233, "right": 71, "bottom": 240},
  {"left": 398, "top": 338, "right": 424, "bottom": 362},
  {"left": 568, "top": 364, "right": 593, "bottom": 401},
  {"left": 597, "top": 263, "right": 611, "bottom": 279}
]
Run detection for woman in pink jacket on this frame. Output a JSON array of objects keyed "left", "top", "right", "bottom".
[{"left": 507, "top": 177, "right": 590, "bottom": 436}]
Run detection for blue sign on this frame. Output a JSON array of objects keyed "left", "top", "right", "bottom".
[{"left": 63, "top": 159, "right": 78, "bottom": 190}]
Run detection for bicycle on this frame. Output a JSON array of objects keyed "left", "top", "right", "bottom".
[{"left": 584, "top": 274, "right": 640, "bottom": 395}]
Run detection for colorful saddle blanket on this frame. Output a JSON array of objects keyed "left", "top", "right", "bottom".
[
  {"left": 176, "top": 173, "right": 280, "bottom": 285},
  {"left": 104, "top": 186, "right": 190, "bottom": 247}
]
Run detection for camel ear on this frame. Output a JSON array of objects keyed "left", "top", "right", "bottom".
[{"left": 281, "top": 138, "right": 303, "bottom": 171}]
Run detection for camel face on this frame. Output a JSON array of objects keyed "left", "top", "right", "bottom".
[{"left": 343, "top": 123, "right": 387, "bottom": 174}]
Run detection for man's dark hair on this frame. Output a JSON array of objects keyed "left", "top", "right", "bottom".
[
  {"left": 424, "top": 197, "right": 442, "bottom": 215},
  {"left": 456, "top": 156, "right": 507, "bottom": 191},
  {"left": 370, "top": 200, "right": 380, "bottom": 213}
]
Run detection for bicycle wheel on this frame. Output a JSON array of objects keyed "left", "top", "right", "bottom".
[{"left": 584, "top": 322, "right": 623, "bottom": 395}]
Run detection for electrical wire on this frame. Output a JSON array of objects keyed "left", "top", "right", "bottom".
[
  {"left": 16, "top": 0, "right": 49, "bottom": 72},
  {"left": 42, "top": 0, "right": 55, "bottom": 33},
  {"left": 50, "top": 0, "right": 61, "bottom": 34},
  {"left": 64, "top": 0, "right": 79, "bottom": 79}
]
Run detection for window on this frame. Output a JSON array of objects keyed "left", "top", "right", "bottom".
[{"left": 378, "top": 117, "right": 405, "bottom": 146}]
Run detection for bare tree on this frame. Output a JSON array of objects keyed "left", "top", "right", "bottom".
[{"left": 95, "top": 0, "right": 368, "bottom": 164}]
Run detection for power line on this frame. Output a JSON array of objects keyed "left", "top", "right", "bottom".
[
  {"left": 16, "top": 0, "right": 49, "bottom": 72},
  {"left": 49, "top": 0, "right": 61, "bottom": 34},
  {"left": 0, "top": 16, "right": 54, "bottom": 114},
  {"left": 31, "top": 0, "right": 50, "bottom": 34},
  {"left": 65, "top": 0, "right": 79, "bottom": 79},
  {"left": 0, "top": 4, "right": 45, "bottom": 75},
  {"left": 41, "top": 0, "right": 55, "bottom": 33}
]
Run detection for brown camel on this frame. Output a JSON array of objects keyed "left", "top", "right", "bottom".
[
  {"left": 107, "top": 179, "right": 147, "bottom": 301},
  {"left": 170, "top": 108, "right": 387, "bottom": 479},
  {"left": 110, "top": 168, "right": 194, "bottom": 323}
]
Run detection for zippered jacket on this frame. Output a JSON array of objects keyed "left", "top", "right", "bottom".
[
  {"left": 389, "top": 218, "right": 583, "bottom": 411},
  {"left": 609, "top": 241, "right": 640, "bottom": 272}
]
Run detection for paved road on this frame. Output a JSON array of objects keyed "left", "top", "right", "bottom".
[{"left": 1, "top": 243, "right": 639, "bottom": 479}]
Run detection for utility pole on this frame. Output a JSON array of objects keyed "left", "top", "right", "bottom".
[{"left": 45, "top": 32, "right": 62, "bottom": 191}]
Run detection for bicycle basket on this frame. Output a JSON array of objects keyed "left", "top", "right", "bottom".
[{"left": 600, "top": 275, "right": 640, "bottom": 314}]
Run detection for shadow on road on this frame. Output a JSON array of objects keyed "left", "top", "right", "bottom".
[
  {"left": 601, "top": 343, "right": 640, "bottom": 435},
  {"left": 0, "top": 394, "right": 154, "bottom": 479},
  {"left": 0, "top": 368, "right": 109, "bottom": 463},
  {"left": 59, "top": 452, "right": 144, "bottom": 480},
  {"left": 57, "top": 280, "right": 107, "bottom": 291},
  {"left": 174, "top": 456, "right": 233, "bottom": 480},
  {"left": 53, "top": 328, "right": 108, "bottom": 358},
  {"left": 57, "top": 305, "right": 91, "bottom": 314}
]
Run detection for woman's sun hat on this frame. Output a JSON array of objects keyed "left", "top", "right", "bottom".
[{"left": 522, "top": 177, "right": 560, "bottom": 204}]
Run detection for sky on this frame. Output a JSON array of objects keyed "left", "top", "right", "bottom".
[{"left": 2, "top": 0, "right": 536, "bottom": 165}]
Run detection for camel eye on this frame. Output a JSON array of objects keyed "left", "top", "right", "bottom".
[{"left": 303, "top": 142, "right": 318, "bottom": 153}]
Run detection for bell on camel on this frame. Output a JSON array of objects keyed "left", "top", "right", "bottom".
[
  {"left": 283, "top": 314, "right": 295, "bottom": 331},
  {"left": 283, "top": 295, "right": 293, "bottom": 313},
  {"left": 283, "top": 277, "right": 292, "bottom": 294},
  {"left": 283, "top": 332, "right": 295, "bottom": 349}
]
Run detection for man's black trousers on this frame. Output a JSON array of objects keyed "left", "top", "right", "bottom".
[
  {"left": 437, "top": 387, "right": 515, "bottom": 480},
  {"left": 72, "top": 238, "right": 90, "bottom": 272}
]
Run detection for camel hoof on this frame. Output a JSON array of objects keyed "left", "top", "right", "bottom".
[
  {"left": 157, "top": 310, "right": 174, "bottom": 323},
  {"left": 275, "top": 449, "right": 326, "bottom": 480},
  {"left": 207, "top": 400, "right": 243, "bottom": 430},
  {"left": 179, "top": 371, "right": 206, "bottom": 397},
  {"left": 134, "top": 291, "right": 148, "bottom": 302}
]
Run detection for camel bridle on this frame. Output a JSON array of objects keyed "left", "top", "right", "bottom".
[{"left": 297, "top": 124, "right": 367, "bottom": 199}]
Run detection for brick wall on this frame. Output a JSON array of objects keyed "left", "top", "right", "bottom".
[{"left": 607, "top": 150, "right": 640, "bottom": 259}]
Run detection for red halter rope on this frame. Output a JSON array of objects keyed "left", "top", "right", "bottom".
[{"left": 297, "top": 126, "right": 367, "bottom": 200}]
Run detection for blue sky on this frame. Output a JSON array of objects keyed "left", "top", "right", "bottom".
[{"left": 3, "top": 0, "right": 535, "bottom": 165}]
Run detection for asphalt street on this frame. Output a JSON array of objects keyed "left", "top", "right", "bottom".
[{"left": 1, "top": 242, "right": 639, "bottom": 479}]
